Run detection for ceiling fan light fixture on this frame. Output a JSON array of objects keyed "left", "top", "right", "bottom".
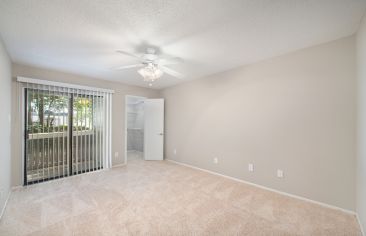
[
  {"left": 114, "top": 48, "right": 184, "bottom": 86},
  {"left": 138, "top": 64, "right": 164, "bottom": 84}
]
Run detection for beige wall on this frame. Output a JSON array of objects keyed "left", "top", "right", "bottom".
[
  {"left": 357, "top": 14, "right": 366, "bottom": 233},
  {"left": 11, "top": 64, "right": 159, "bottom": 186},
  {"left": 0, "top": 37, "right": 12, "bottom": 216},
  {"left": 161, "top": 36, "right": 357, "bottom": 211}
]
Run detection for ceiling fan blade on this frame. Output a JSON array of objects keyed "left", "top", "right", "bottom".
[
  {"left": 159, "top": 57, "right": 183, "bottom": 66},
  {"left": 116, "top": 50, "right": 141, "bottom": 59},
  {"left": 160, "top": 66, "right": 184, "bottom": 79},
  {"left": 111, "top": 64, "right": 144, "bottom": 70}
]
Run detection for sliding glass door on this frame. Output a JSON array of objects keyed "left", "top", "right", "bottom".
[
  {"left": 72, "top": 94, "right": 104, "bottom": 175},
  {"left": 24, "top": 88, "right": 103, "bottom": 185}
]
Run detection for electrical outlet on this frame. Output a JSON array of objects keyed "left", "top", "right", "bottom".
[
  {"left": 248, "top": 163, "right": 254, "bottom": 172},
  {"left": 173, "top": 149, "right": 177, "bottom": 155},
  {"left": 114, "top": 152, "right": 119, "bottom": 158},
  {"left": 213, "top": 157, "right": 219, "bottom": 164},
  {"left": 277, "top": 169, "right": 284, "bottom": 178}
]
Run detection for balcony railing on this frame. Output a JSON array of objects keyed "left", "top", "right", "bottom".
[{"left": 26, "top": 130, "right": 103, "bottom": 183}]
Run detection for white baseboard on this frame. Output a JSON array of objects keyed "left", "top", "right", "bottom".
[
  {"left": 0, "top": 190, "right": 11, "bottom": 221},
  {"left": 166, "top": 159, "right": 356, "bottom": 216},
  {"left": 356, "top": 214, "right": 365, "bottom": 236}
]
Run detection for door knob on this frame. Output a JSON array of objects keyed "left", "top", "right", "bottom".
[{"left": 158, "top": 133, "right": 164, "bottom": 135}]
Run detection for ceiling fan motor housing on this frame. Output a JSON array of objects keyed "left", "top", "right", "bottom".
[{"left": 143, "top": 48, "right": 158, "bottom": 62}]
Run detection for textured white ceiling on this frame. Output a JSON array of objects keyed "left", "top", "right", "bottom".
[{"left": 0, "top": 0, "right": 365, "bottom": 89}]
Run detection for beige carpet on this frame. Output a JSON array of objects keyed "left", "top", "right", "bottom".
[{"left": 0, "top": 152, "right": 362, "bottom": 235}]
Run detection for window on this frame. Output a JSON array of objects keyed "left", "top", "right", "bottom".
[{"left": 20, "top": 78, "right": 113, "bottom": 185}]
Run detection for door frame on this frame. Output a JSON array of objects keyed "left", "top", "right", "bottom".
[{"left": 124, "top": 95, "right": 146, "bottom": 165}]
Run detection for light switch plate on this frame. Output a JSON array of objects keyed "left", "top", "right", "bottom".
[{"left": 213, "top": 157, "right": 219, "bottom": 164}]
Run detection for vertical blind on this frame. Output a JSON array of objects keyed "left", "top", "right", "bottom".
[{"left": 17, "top": 77, "right": 113, "bottom": 185}]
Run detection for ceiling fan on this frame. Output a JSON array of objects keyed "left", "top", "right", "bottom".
[{"left": 112, "top": 48, "right": 184, "bottom": 86}]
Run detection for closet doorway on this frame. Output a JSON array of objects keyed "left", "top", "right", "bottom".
[{"left": 125, "top": 95, "right": 146, "bottom": 162}]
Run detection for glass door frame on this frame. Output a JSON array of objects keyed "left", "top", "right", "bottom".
[{"left": 23, "top": 88, "right": 103, "bottom": 185}]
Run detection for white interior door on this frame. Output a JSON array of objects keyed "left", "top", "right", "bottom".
[{"left": 144, "top": 99, "right": 164, "bottom": 160}]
